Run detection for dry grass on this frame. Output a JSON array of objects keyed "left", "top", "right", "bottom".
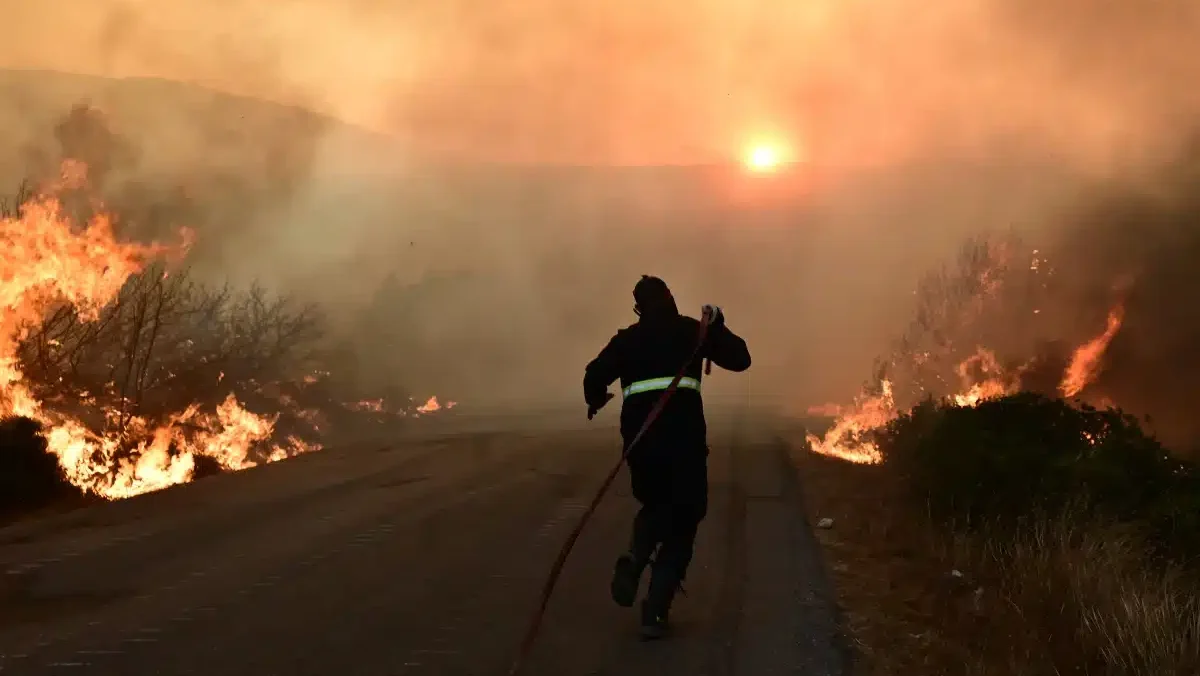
[
  {"left": 793, "top": 446, "right": 1200, "bottom": 676},
  {"left": 1002, "top": 516, "right": 1200, "bottom": 675}
]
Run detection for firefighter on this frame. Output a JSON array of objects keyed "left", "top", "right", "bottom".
[{"left": 583, "top": 275, "right": 751, "bottom": 639}]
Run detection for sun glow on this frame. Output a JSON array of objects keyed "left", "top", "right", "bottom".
[{"left": 742, "top": 141, "right": 788, "bottom": 172}]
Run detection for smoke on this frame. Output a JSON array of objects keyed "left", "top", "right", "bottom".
[
  {"left": 1033, "top": 144, "right": 1200, "bottom": 452},
  {"left": 5, "top": 1, "right": 1200, "bottom": 163},
  {"left": 1, "top": 1, "right": 1199, "bottom": 412}
]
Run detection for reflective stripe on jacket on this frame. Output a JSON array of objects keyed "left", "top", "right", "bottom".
[{"left": 622, "top": 376, "right": 701, "bottom": 399}]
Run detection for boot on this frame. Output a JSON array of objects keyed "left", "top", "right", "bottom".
[
  {"left": 611, "top": 510, "right": 658, "bottom": 608},
  {"left": 610, "top": 552, "right": 649, "bottom": 608},
  {"left": 639, "top": 561, "right": 681, "bottom": 640}
]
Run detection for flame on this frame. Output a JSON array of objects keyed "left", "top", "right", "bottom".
[
  {"left": 804, "top": 236, "right": 1128, "bottom": 465},
  {"left": 1060, "top": 304, "right": 1125, "bottom": 398},
  {"left": 951, "top": 348, "right": 1021, "bottom": 407},
  {"left": 806, "top": 299, "right": 1131, "bottom": 464},
  {"left": 349, "top": 398, "right": 387, "bottom": 413},
  {"left": 0, "top": 167, "right": 323, "bottom": 499},
  {"left": 294, "top": 407, "right": 325, "bottom": 432},
  {"left": 1, "top": 165, "right": 464, "bottom": 501},
  {"left": 806, "top": 347, "right": 1026, "bottom": 464},
  {"left": 805, "top": 381, "right": 894, "bottom": 465},
  {"left": 416, "top": 395, "right": 456, "bottom": 414},
  {"left": 343, "top": 395, "right": 455, "bottom": 417}
]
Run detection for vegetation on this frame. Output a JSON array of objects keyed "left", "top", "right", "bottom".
[
  {"left": 0, "top": 416, "right": 83, "bottom": 514},
  {"left": 0, "top": 101, "right": 408, "bottom": 516},
  {"left": 909, "top": 396, "right": 1197, "bottom": 671},
  {"left": 805, "top": 141, "right": 1200, "bottom": 675},
  {"left": 880, "top": 394, "right": 1200, "bottom": 565},
  {"left": 801, "top": 396, "right": 1200, "bottom": 675}
]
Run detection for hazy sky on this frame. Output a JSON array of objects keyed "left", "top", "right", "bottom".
[
  {"left": 7, "top": 0, "right": 1200, "bottom": 165},
  {"left": 5, "top": 0, "right": 1200, "bottom": 414}
]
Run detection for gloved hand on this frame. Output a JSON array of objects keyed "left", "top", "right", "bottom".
[
  {"left": 701, "top": 304, "right": 725, "bottom": 327},
  {"left": 587, "top": 392, "right": 615, "bottom": 420}
]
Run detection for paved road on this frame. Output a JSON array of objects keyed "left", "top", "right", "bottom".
[{"left": 0, "top": 413, "right": 845, "bottom": 676}]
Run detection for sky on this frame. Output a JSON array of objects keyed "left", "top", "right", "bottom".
[{"left": 6, "top": 0, "right": 1200, "bottom": 166}]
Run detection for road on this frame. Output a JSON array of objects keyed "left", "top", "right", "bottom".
[{"left": 0, "top": 410, "right": 846, "bottom": 676}]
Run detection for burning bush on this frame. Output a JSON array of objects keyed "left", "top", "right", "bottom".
[
  {"left": 0, "top": 160, "right": 458, "bottom": 510},
  {"left": 800, "top": 225, "right": 1200, "bottom": 673},
  {"left": 800, "top": 141, "right": 1200, "bottom": 675},
  {"left": 0, "top": 171, "right": 326, "bottom": 498},
  {"left": 869, "top": 139, "right": 1200, "bottom": 454},
  {"left": 15, "top": 265, "right": 325, "bottom": 437},
  {"left": 872, "top": 231, "right": 1121, "bottom": 410}
]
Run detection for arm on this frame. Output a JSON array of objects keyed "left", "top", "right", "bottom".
[
  {"left": 704, "top": 322, "right": 751, "bottom": 372},
  {"left": 583, "top": 331, "right": 624, "bottom": 415}
]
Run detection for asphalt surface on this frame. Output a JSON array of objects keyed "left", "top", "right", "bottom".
[{"left": 0, "top": 411, "right": 846, "bottom": 676}]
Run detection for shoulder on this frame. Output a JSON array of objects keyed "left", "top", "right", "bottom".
[{"left": 608, "top": 323, "right": 638, "bottom": 344}]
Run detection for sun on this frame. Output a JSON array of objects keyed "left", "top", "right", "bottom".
[{"left": 743, "top": 143, "right": 784, "bottom": 172}]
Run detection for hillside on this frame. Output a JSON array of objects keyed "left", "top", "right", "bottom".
[{"left": 0, "top": 69, "right": 407, "bottom": 181}]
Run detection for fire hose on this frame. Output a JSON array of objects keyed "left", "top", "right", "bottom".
[{"left": 505, "top": 306, "right": 715, "bottom": 676}]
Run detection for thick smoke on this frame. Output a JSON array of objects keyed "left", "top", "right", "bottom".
[
  {"left": 7, "top": 1, "right": 1200, "bottom": 163},
  {"left": 1, "top": 1, "right": 1199, "bottom": 414},
  {"left": 1041, "top": 143, "right": 1200, "bottom": 452}
]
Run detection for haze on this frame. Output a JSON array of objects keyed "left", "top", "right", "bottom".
[{"left": 3, "top": 0, "right": 1200, "bottom": 414}]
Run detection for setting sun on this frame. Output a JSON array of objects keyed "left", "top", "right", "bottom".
[{"left": 743, "top": 143, "right": 784, "bottom": 172}]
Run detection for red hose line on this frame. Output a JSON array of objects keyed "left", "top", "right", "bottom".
[{"left": 505, "top": 310, "right": 713, "bottom": 676}]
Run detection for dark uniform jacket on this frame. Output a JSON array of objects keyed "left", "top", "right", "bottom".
[{"left": 583, "top": 312, "right": 751, "bottom": 465}]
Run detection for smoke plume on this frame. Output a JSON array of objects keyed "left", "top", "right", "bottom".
[{"left": 0, "top": 0, "right": 1198, "bottom": 417}]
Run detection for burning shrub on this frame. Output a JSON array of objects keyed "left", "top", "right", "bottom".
[
  {"left": 800, "top": 131, "right": 1200, "bottom": 676},
  {"left": 878, "top": 393, "right": 1200, "bottom": 562},
  {"left": 15, "top": 265, "right": 325, "bottom": 431},
  {"left": 879, "top": 140, "right": 1200, "bottom": 452},
  {"left": 0, "top": 163, "right": 458, "bottom": 508},
  {"left": 0, "top": 168, "right": 332, "bottom": 501}
]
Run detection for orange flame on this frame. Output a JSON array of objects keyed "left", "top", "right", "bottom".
[
  {"left": 349, "top": 398, "right": 387, "bottom": 413},
  {"left": 343, "top": 395, "right": 456, "bottom": 417},
  {"left": 805, "top": 381, "right": 894, "bottom": 465},
  {"left": 951, "top": 348, "right": 1021, "bottom": 407},
  {"left": 0, "top": 168, "right": 325, "bottom": 499},
  {"left": 415, "top": 395, "right": 456, "bottom": 414},
  {"left": 1060, "top": 304, "right": 1125, "bottom": 398},
  {"left": 804, "top": 336, "right": 1096, "bottom": 464},
  {"left": 804, "top": 242, "right": 1129, "bottom": 463}
]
